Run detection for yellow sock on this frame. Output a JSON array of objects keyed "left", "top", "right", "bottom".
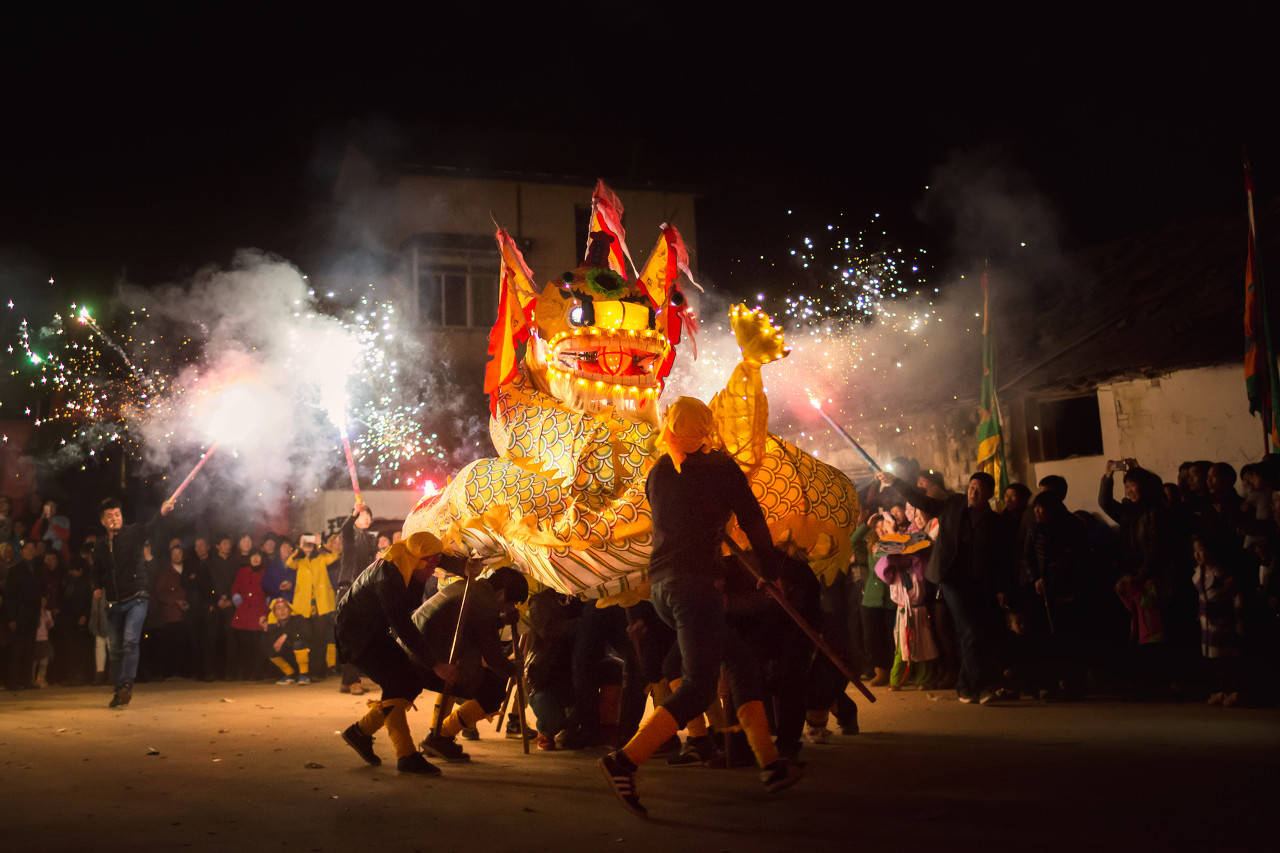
[
  {"left": 325, "top": 644, "right": 337, "bottom": 669},
  {"left": 431, "top": 694, "right": 455, "bottom": 732},
  {"left": 622, "top": 706, "right": 679, "bottom": 767},
  {"left": 356, "top": 702, "right": 386, "bottom": 735},
  {"left": 383, "top": 701, "right": 416, "bottom": 759},
  {"left": 269, "top": 656, "right": 295, "bottom": 676},
  {"left": 441, "top": 699, "right": 486, "bottom": 738},
  {"left": 705, "top": 697, "right": 729, "bottom": 731},
  {"left": 736, "top": 700, "right": 779, "bottom": 768},
  {"left": 295, "top": 649, "right": 309, "bottom": 674}
]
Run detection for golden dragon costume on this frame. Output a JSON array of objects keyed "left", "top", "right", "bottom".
[{"left": 402, "top": 182, "right": 859, "bottom": 599}]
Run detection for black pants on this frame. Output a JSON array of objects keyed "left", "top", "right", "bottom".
[
  {"left": 807, "top": 574, "right": 866, "bottom": 713},
  {"left": 419, "top": 661, "right": 508, "bottom": 712},
  {"left": 228, "top": 629, "right": 262, "bottom": 681},
  {"left": 861, "top": 605, "right": 895, "bottom": 670},
  {"left": 352, "top": 631, "right": 424, "bottom": 703},
  {"left": 5, "top": 629, "right": 35, "bottom": 689}
]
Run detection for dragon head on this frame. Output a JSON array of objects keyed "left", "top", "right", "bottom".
[{"left": 485, "top": 181, "right": 698, "bottom": 420}]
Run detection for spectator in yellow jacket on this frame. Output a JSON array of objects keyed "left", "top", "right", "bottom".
[{"left": 285, "top": 534, "right": 340, "bottom": 684}]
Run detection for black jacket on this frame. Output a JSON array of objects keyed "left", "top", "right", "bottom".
[
  {"left": 335, "top": 558, "right": 432, "bottom": 667},
  {"left": 413, "top": 578, "right": 516, "bottom": 691},
  {"left": 895, "top": 480, "right": 1012, "bottom": 588},
  {"left": 338, "top": 514, "right": 378, "bottom": 589},
  {"left": 3, "top": 559, "right": 42, "bottom": 630},
  {"left": 646, "top": 450, "right": 780, "bottom": 582},
  {"left": 92, "top": 513, "right": 165, "bottom": 604}
]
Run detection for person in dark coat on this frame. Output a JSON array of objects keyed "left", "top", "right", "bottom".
[
  {"left": 336, "top": 499, "right": 379, "bottom": 694},
  {"left": 411, "top": 564, "right": 527, "bottom": 763},
  {"left": 882, "top": 470, "right": 1012, "bottom": 705},
  {"left": 334, "top": 532, "right": 458, "bottom": 776},
  {"left": 58, "top": 553, "right": 96, "bottom": 685},
  {"left": 4, "top": 540, "right": 42, "bottom": 690},
  {"left": 91, "top": 496, "right": 175, "bottom": 708}
]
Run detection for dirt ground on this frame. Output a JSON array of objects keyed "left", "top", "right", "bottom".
[{"left": 1, "top": 681, "right": 1277, "bottom": 852}]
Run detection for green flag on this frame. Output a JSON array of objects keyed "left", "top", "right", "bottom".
[{"left": 977, "top": 265, "right": 1010, "bottom": 495}]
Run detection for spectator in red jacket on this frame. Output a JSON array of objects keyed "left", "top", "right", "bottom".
[
  {"left": 229, "top": 550, "right": 269, "bottom": 680},
  {"left": 153, "top": 545, "right": 193, "bottom": 679}
]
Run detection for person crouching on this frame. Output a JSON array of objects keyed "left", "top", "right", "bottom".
[{"left": 335, "top": 532, "right": 457, "bottom": 775}]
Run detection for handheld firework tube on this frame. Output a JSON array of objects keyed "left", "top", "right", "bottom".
[
  {"left": 402, "top": 182, "right": 861, "bottom": 599},
  {"left": 167, "top": 444, "right": 219, "bottom": 503},
  {"left": 340, "top": 430, "right": 362, "bottom": 501}
]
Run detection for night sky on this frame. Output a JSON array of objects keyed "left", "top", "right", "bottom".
[{"left": 2, "top": 8, "right": 1276, "bottom": 297}]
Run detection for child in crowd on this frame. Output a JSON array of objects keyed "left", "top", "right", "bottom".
[
  {"left": 264, "top": 597, "right": 299, "bottom": 684},
  {"left": 1192, "top": 536, "right": 1245, "bottom": 706},
  {"left": 1115, "top": 572, "right": 1166, "bottom": 699},
  {"left": 32, "top": 597, "right": 54, "bottom": 688},
  {"left": 877, "top": 548, "right": 938, "bottom": 689}
]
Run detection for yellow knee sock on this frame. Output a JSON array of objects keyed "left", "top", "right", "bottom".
[
  {"left": 737, "top": 700, "right": 779, "bottom": 768},
  {"left": 705, "top": 696, "right": 729, "bottom": 731},
  {"left": 431, "top": 694, "right": 455, "bottom": 731},
  {"left": 269, "top": 656, "right": 295, "bottom": 676},
  {"left": 382, "top": 700, "right": 416, "bottom": 759},
  {"left": 356, "top": 701, "right": 387, "bottom": 735},
  {"left": 622, "top": 706, "right": 679, "bottom": 767},
  {"left": 295, "top": 649, "right": 309, "bottom": 675},
  {"left": 441, "top": 699, "right": 486, "bottom": 738},
  {"left": 325, "top": 644, "right": 337, "bottom": 669}
]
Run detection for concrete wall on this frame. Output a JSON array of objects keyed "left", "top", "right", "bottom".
[{"left": 1032, "top": 364, "right": 1262, "bottom": 519}]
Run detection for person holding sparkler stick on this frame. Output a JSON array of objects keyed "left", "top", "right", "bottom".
[
  {"left": 91, "top": 495, "right": 176, "bottom": 708},
  {"left": 337, "top": 499, "right": 379, "bottom": 695}
]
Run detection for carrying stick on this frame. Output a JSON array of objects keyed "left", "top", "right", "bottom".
[
  {"left": 431, "top": 574, "right": 473, "bottom": 738},
  {"left": 510, "top": 619, "right": 531, "bottom": 754},
  {"left": 723, "top": 537, "right": 876, "bottom": 703}
]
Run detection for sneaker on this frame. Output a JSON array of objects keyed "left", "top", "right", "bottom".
[
  {"left": 760, "top": 758, "right": 805, "bottom": 793},
  {"left": 957, "top": 692, "right": 975, "bottom": 704},
  {"left": 837, "top": 716, "right": 859, "bottom": 736},
  {"left": 599, "top": 751, "right": 646, "bottom": 818},
  {"left": 667, "top": 734, "right": 719, "bottom": 766},
  {"left": 296, "top": 674, "right": 311, "bottom": 686},
  {"left": 338, "top": 683, "right": 351, "bottom": 694},
  {"left": 804, "top": 724, "right": 830, "bottom": 744},
  {"left": 396, "top": 752, "right": 442, "bottom": 776},
  {"left": 348, "top": 682, "right": 365, "bottom": 696},
  {"left": 1207, "top": 692, "right": 1224, "bottom": 705},
  {"left": 978, "top": 690, "right": 996, "bottom": 706},
  {"left": 108, "top": 689, "right": 125, "bottom": 709},
  {"left": 536, "top": 733, "right": 556, "bottom": 751},
  {"left": 341, "top": 723, "right": 382, "bottom": 766},
  {"left": 117, "top": 683, "right": 133, "bottom": 706},
  {"left": 275, "top": 675, "right": 297, "bottom": 686},
  {"left": 460, "top": 725, "right": 480, "bottom": 742},
  {"left": 421, "top": 733, "right": 471, "bottom": 762},
  {"left": 1223, "top": 692, "right": 1240, "bottom": 708},
  {"left": 504, "top": 713, "right": 522, "bottom": 738}
]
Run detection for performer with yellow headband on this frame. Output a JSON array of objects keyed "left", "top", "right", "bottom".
[
  {"left": 335, "top": 531, "right": 461, "bottom": 776},
  {"left": 599, "top": 396, "right": 803, "bottom": 818}
]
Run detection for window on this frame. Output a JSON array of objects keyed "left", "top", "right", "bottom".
[
  {"left": 418, "top": 269, "right": 497, "bottom": 328},
  {"left": 1025, "top": 394, "right": 1104, "bottom": 462}
]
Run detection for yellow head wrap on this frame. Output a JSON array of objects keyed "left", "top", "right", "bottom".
[
  {"left": 659, "top": 396, "right": 714, "bottom": 473},
  {"left": 383, "top": 531, "right": 443, "bottom": 584}
]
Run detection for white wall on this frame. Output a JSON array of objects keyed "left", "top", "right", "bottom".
[
  {"left": 294, "top": 488, "right": 423, "bottom": 539},
  {"left": 1033, "top": 364, "right": 1263, "bottom": 519}
]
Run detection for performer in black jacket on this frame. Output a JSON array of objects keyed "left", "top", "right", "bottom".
[
  {"left": 599, "top": 396, "right": 797, "bottom": 819},
  {"left": 335, "top": 531, "right": 458, "bottom": 776},
  {"left": 91, "top": 496, "right": 174, "bottom": 708}
]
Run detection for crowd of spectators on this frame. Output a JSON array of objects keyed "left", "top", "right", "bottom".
[
  {"left": 3, "top": 450, "right": 1279, "bottom": 753},
  {"left": 0, "top": 492, "right": 395, "bottom": 694}
]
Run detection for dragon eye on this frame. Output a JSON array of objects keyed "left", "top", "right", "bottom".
[{"left": 569, "top": 305, "right": 585, "bottom": 325}]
